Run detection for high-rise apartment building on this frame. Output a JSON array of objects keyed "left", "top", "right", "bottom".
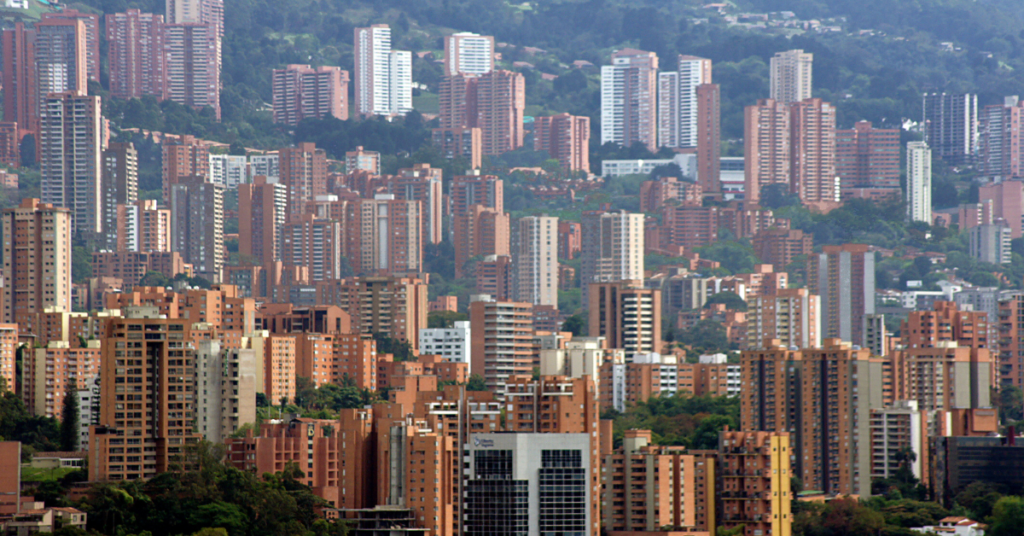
[
  {"left": 34, "top": 17, "right": 89, "bottom": 135},
  {"left": 770, "top": 49, "right": 812, "bottom": 104},
  {"left": 744, "top": 99, "right": 790, "bottom": 204},
  {"left": 902, "top": 301, "right": 990, "bottom": 351},
  {"left": 807, "top": 244, "right": 875, "bottom": 346},
  {"left": 207, "top": 154, "right": 246, "bottom": 189},
  {"left": 101, "top": 142, "right": 139, "bottom": 250},
  {"left": 469, "top": 295, "right": 534, "bottom": 391},
  {"left": 923, "top": 92, "right": 978, "bottom": 164},
  {"left": 533, "top": 113, "right": 590, "bottom": 173},
  {"left": 110, "top": 199, "right": 171, "bottom": 253},
  {"left": 90, "top": 308, "right": 202, "bottom": 481},
  {"left": 279, "top": 142, "right": 327, "bottom": 221},
  {"left": 353, "top": 24, "right": 412, "bottom": 116},
  {"left": 25, "top": 340, "right": 101, "bottom": 419},
  {"left": 589, "top": 281, "right": 662, "bottom": 356},
  {"left": 970, "top": 223, "right": 1012, "bottom": 265},
  {"left": 978, "top": 180, "right": 1024, "bottom": 238},
  {"left": 393, "top": 164, "right": 443, "bottom": 244},
  {"left": 0, "top": 325, "right": 14, "bottom": 395},
  {"left": 696, "top": 83, "right": 722, "bottom": 194},
  {"left": 163, "top": 22, "right": 221, "bottom": 119},
  {"left": 907, "top": 141, "right": 933, "bottom": 223},
  {"left": 336, "top": 276, "right": 428, "bottom": 349},
  {"left": 169, "top": 175, "right": 223, "bottom": 281},
  {"left": 166, "top": 0, "right": 223, "bottom": 30},
  {"left": 790, "top": 98, "right": 838, "bottom": 207},
  {"left": 601, "top": 48, "right": 659, "bottom": 152},
  {"left": 195, "top": 341, "right": 257, "bottom": 444},
  {"left": 658, "top": 55, "right": 712, "bottom": 149},
  {"left": 2, "top": 23, "right": 35, "bottom": 139},
  {"left": 511, "top": 216, "right": 558, "bottom": 307},
  {"left": 40, "top": 10, "right": 99, "bottom": 82},
  {"left": 579, "top": 210, "right": 644, "bottom": 310},
  {"left": 835, "top": 120, "right": 901, "bottom": 194},
  {"left": 741, "top": 339, "right": 884, "bottom": 495},
  {"left": 37, "top": 93, "right": 100, "bottom": 236},
  {"left": 443, "top": 32, "right": 494, "bottom": 75},
  {"left": 272, "top": 64, "right": 349, "bottom": 125},
  {"left": 105, "top": 10, "right": 167, "bottom": 100},
  {"left": 439, "top": 70, "right": 525, "bottom": 156},
  {"left": 162, "top": 135, "right": 209, "bottom": 203},
  {"left": 450, "top": 173, "right": 503, "bottom": 216},
  {"left": 238, "top": 176, "right": 286, "bottom": 264},
  {"left": 431, "top": 127, "right": 482, "bottom": 169},
  {"left": 978, "top": 96, "right": 1024, "bottom": 180},
  {"left": 475, "top": 254, "right": 512, "bottom": 301},
  {"left": 997, "top": 294, "right": 1024, "bottom": 388},
  {"left": 419, "top": 321, "right": 471, "bottom": 367},
  {"left": 345, "top": 195, "right": 423, "bottom": 275},
  {"left": 453, "top": 205, "right": 509, "bottom": 278},
  {"left": 282, "top": 213, "right": 342, "bottom": 281},
  {"left": 345, "top": 146, "right": 380, "bottom": 174},
  {"left": 746, "top": 287, "right": 820, "bottom": 350},
  {"left": 752, "top": 227, "right": 813, "bottom": 271},
  {"left": 718, "top": 430, "right": 793, "bottom": 536}
]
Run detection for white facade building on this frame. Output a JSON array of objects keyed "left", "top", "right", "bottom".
[
  {"left": 77, "top": 375, "right": 100, "bottom": 451},
  {"left": 907, "top": 141, "right": 933, "bottom": 223},
  {"left": 444, "top": 32, "right": 494, "bottom": 75},
  {"left": 354, "top": 24, "right": 412, "bottom": 117},
  {"left": 209, "top": 154, "right": 248, "bottom": 189},
  {"left": 249, "top": 153, "right": 279, "bottom": 181},
  {"left": 419, "top": 320, "right": 471, "bottom": 368},
  {"left": 770, "top": 49, "right": 813, "bottom": 104},
  {"left": 657, "top": 55, "right": 711, "bottom": 149},
  {"left": 195, "top": 340, "right": 257, "bottom": 444}
]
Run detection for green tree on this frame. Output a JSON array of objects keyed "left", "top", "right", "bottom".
[
  {"left": 703, "top": 291, "right": 748, "bottom": 311},
  {"left": 999, "top": 385, "right": 1024, "bottom": 423},
  {"left": 373, "top": 333, "right": 414, "bottom": 361},
  {"left": 990, "top": 496, "right": 1024, "bottom": 536},
  {"left": 562, "top": 313, "right": 587, "bottom": 336},
  {"left": 466, "top": 374, "right": 487, "bottom": 392},
  {"left": 428, "top": 310, "right": 466, "bottom": 328},
  {"left": 59, "top": 381, "right": 79, "bottom": 451}
]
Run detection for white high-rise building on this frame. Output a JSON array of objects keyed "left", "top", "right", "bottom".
[
  {"left": 444, "top": 32, "right": 494, "bottom": 75},
  {"left": 579, "top": 210, "right": 644, "bottom": 310},
  {"left": 512, "top": 215, "right": 559, "bottom": 307},
  {"left": 418, "top": 320, "right": 471, "bottom": 368},
  {"left": 600, "top": 49, "right": 658, "bottom": 152},
  {"left": 658, "top": 55, "right": 712, "bottom": 149},
  {"left": 195, "top": 340, "right": 257, "bottom": 444},
  {"left": 354, "top": 24, "right": 412, "bottom": 117},
  {"left": 40, "top": 93, "right": 102, "bottom": 235},
  {"left": 907, "top": 141, "right": 932, "bottom": 223},
  {"left": 249, "top": 153, "right": 279, "bottom": 181},
  {"left": 770, "top": 49, "right": 813, "bottom": 104},
  {"left": 209, "top": 154, "right": 247, "bottom": 189}
]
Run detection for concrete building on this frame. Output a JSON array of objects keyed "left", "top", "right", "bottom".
[
  {"left": 105, "top": 10, "right": 167, "bottom": 100},
  {"left": 657, "top": 55, "right": 712, "bottom": 150},
  {"left": 469, "top": 295, "right": 534, "bottom": 392},
  {"left": 977, "top": 96, "right": 1024, "bottom": 180},
  {"left": 923, "top": 92, "right": 978, "bottom": 164},
  {"left": 740, "top": 339, "right": 885, "bottom": 496},
  {"left": 77, "top": 374, "right": 100, "bottom": 451},
  {"left": 580, "top": 210, "right": 644, "bottom": 310},
  {"left": 752, "top": 227, "right": 813, "bottom": 271},
  {"left": 279, "top": 142, "right": 327, "bottom": 220},
  {"left": 453, "top": 205, "right": 509, "bottom": 278},
  {"left": 744, "top": 99, "right": 790, "bottom": 205},
  {"left": 90, "top": 308, "right": 203, "bottom": 481},
  {"left": 282, "top": 212, "right": 341, "bottom": 281},
  {"left": 588, "top": 281, "right": 661, "bottom": 356},
  {"left": 439, "top": 70, "right": 525, "bottom": 156},
  {"left": 40, "top": 93, "right": 102, "bottom": 235},
  {"left": 443, "top": 32, "right": 494, "bottom": 75},
  {"left": 353, "top": 24, "right": 411, "bottom": 116},
  {"left": 533, "top": 113, "right": 590, "bottom": 173},
  {"left": 746, "top": 288, "right": 820, "bottom": 350},
  {"left": 2, "top": 23, "right": 37, "bottom": 139},
  {"left": 163, "top": 22, "right": 221, "bottom": 119},
  {"left": 249, "top": 153, "right": 279, "bottom": 181},
  {"left": 165, "top": 0, "right": 223, "bottom": 30},
  {"left": 770, "top": 49, "right": 812, "bottom": 104},
  {"left": 836, "top": 120, "right": 901, "bottom": 196},
  {"left": 239, "top": 176, "right": 287, "bottom": 264},
  {"left": 807, "top": 243, "right": 875, "bottom": 346},
  {"left": 997, "top": 294, "right": 1024, "bottom": 388},
  {"left": 272, "top": 64, "right": 349, "bottom": 125},
  {"left": 601, "top": 48, "right": 659, "bottom": 152},
  {"left": 717, "top": 430, "right": 793, "bottom": 536},
  {"left": 978, "top": 179, "right": 1024, "bottom": 238},
  {"left": 431, "top": 127, "right": 482, "bottom": 169},
  {"left": 790, "top": 98, "right": 838, "bottom": 208},
  {"left": 870, "top": 401, "right": 927, "bottom": 485},
  {"left": 33, "top": 18, "right": 89, "bottom": 135},
  {"left": 195, "top": 340, "right": 257, "bottom": 444},
  {"left": 419, "top": 321, "right": 471, "bottom": 368},
  {"left": 907, "top": 141, "right": 933, "bottom": 224},
  {"left": 451, "top": 173, "right": 503, "bottom": 216},
  {"left": 969, "top": 223, "right": 1011, "bottom": 264},
  {"left": 112, "top": 200, "right": 170, "bottom": 253},
  {"left": 512, "top": 215, "right": 558, "bottom": 307},
  {"left": 345, "top": 194, "right": 423, "bottom": 275},
  {"left": 2, "top": 199, "right": 72, "bottom": 324},
  {"left": 24, "top": 340, "right": 99, "bottom": 419},
  {"left": 463, "top": 433, "right": 595, "bottom": 536},
  {"left": 169, "top": 175, "right": 223, "bottom": 281},
  {"left": 335, "top": 276, "right": 428, "bottom": 350},
  {"left": 696, "top": 83, "right": 722, "bottom": 195},
  {"left": 208, "top": 154, "right": 247, "bottom": 189},
  {"left": 101, "top": 141, "right": 139, "bottom": 249},
  {"left": 0, "top": 325, "right": 14, "bottom": 395},
  {"left": 42, "top": 10, "right": 99, "bottom": 82},
  {"left": 91, "top": 251, "right": 188, "bottom": 287},
  {"left": 346, "top": 146, "right": 380, "bottom": 174},
  {"left": 475, "top": 254, "right": 512, "bottom": 301},
  {"left": 394, "top": 164, "right": 443, "bottom": 244},
  {"left": 161, "top": 135, "right": 209, "bottom": 204}
]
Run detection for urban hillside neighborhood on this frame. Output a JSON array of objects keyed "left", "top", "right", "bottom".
[{"left": 5, "top": 0, "right": 1024, "bottom": 535}]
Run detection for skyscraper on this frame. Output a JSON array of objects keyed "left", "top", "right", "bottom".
[
  {"left": 807, "top": 244, "right": 876, "bottom": 346},
  {"left": 438, "top": 70, "right": 525, "bottom": 156},
  {"left": 353, "top": 24, "right": 412, "bottom": 117},
  {"left": 165, "top": 0, "right": 223, "bottom": 31},
  {"left": 580, "top": 210, "right": 644, "bottom": 310},
  {"left": 746, "top": 288, "right": 821, "bottom": 350},
  {"left": 469, "top": 295, "right": 534, "bottom": 391},
  {"left": 907, "top": 141, "right": 933, "bottom": 224},
  {"left": 450, "top": 173, "right": 503, "bottom": 216},
  {"left": 657, "top": 55, "right": 712, "bottom": 149},
  {"left": 2, "top": 199, "right": 72, "bottom": 324},
  {"left": 453, "top": 205, "right": 509, "bottom": 278},
  {"left": 39, "top": 93, "right": 102, "bottom": 235},
  {"left": 978, "top": 96, "right": 1024, "bottom": 180},
  {"left": 835, "top": 120, "right": 901, "bottom": 195},
  {"left": 345, "top": 194, "right": 423, "bottom": 275},
  {"left": 601, "top": 48, "right": 659, "bottom": 152},
  {"left": 238, "top": 176, "right": 286, "bottom": 264},
  {"left": 744, "top": 99, "right": 790, "bottom": 205},
  {"left": 394, "top": 164, "right": 443, "bottom": 244},
  {"left": 272, "top": 64, "right": 349, "bottom": 125},
  {"left": 279, "top": 142, "right": 327, "bottom": 220},
  {"left": 105, "top": 10, "right": 167, "bottom": 100},
  {"left": 169, "top": 175, "right": 224, "bottom": 281},
  {"left": 41, "top": 10, "right": 100, "bottom": 83},
  {"left": 512, "top": 215, "right": 558, "bottom": 307},
  {"left": 163, "top": 22, "right": 221, "bottom": 119},
  {"left": 101, "top": 142, "right": 139, "bottom": 250},
  {"left": 588, "top": 280, "right": 662, "bottom": 356},
  {"left": 161, "top": 135, "right": 209, "bottom": 203},
  {"left": 533, "top": 113, "right": 591, "bottom": 173},
  {"left": 696, "top": 83, "right": 721, "bottom": 194},
  {"left": 195, "top": 340, "right": 257, "bottom": 444},
  {"left": 770, "top": 49, "right": 813, "bottom": 104},
  {"left": 443, "top": 32, "right": 494, "bottom": 75},
  {"left": 790, "top": 98, "right": 838, "bottom": 207},
  {"left": 923, "top": 92, "right": 978, "bottom": 164},
  {"left": 2, "top": 23, "right": 37, "bottom": 138}
]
